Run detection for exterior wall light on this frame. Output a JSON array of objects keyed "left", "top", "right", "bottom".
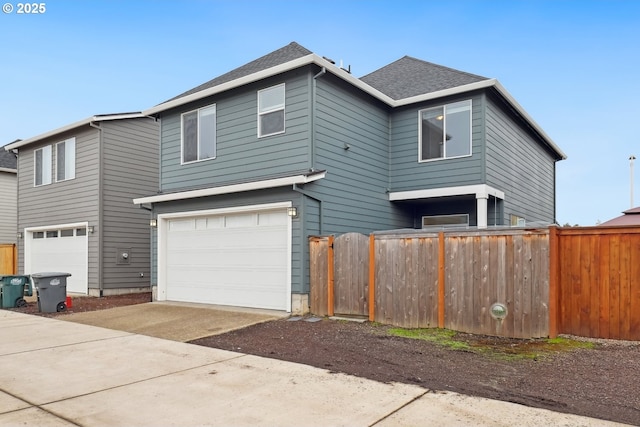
[
  {"left": 17, "top": 232, "right": 23, "bottom": 239},
  {"left": 87, "top": 226, "right": 94, "bottom": 234},
  {"left": 149, "top": 219, "right": 158, "bottom": 227},
  {"left": 287, "top": 207, "right": 298, "bottom": 218}
]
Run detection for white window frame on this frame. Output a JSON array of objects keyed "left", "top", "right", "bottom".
[
  {"left": 257, "top": 83, "right": 285, "bottom": 138},
  {"left": 181, "top": 104, "right": 217, "bottom": 164},
  {"left": 510, "top": 214, "right": 526, "bottom": 227},
  {"left": 34, "top": 145, "right": 52, "bottom": 187},
  {"left": 418, "top": 99, "right": 472, "bottom": 163},
  {"left": 422, "top": 214, "right": 470, "bottom": 229},
  {"left": 55, "top": 137, "right": 76, "bottom": 182}
]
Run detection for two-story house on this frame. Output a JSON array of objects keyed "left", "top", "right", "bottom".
[
  {"left": 134, "top": 42, "right": 565, "bottom": 314},
  {"left": 5, "top": 114, "right": 159, "bottom": 296},
  {"left": 0, "top": 144, "right": 18, "bottom": 245}
]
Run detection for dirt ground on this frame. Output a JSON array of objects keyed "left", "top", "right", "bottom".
[{"left": 10, "top": 293, "right": 640, "bottom": 425}]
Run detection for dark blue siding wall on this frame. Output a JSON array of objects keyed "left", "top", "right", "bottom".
[
  {"left": 312, "top": 74, "right": 409, "bottom": 234},
  {"left": 389, "top": 93, "right": 485, "bottom": 192},
  {"left": 159, "top": 70, "right": 312, "bottom": 192},
  {"left": 484, "top": 93, "right": 557, "bottom": 224}
]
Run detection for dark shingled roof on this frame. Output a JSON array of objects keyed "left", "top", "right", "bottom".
[
  {"left": 166, "top": 42, "right": 313, "bottom": 103},
  {"left": 600, "top": 207, "right": 640, "bottom": 226},
  {"left": 360, "top": 56, "right": 489, "bottom": 100},
  {"left": 0, "top": 143, "right": 18, "bottom": 170}
]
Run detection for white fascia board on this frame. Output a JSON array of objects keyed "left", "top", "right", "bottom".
[
  {"left": 391, "top": 79, "right": 498, "bottom": 108},
  {"left": 389, "top": 184, "right": 505, "bottom": 201},
  {"left": 133, "top": 171, "right": 326, "bottom": 205},
  {"left": 492, "top": 81, "right": 567, "bottom": 160},
  {"left": 4, "top": 113, "right": 146, "bottom": 151},
  {"left": 0, "top": 167, "right": 17, "bottom": 174},
  {"left": 143, "top": 54, "right": 396, "bottom": 116}
]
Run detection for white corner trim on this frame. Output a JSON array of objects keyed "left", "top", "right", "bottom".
[
  {"left": 389, "top": 184, "right": 505, "bottom": 201},
  {"left": 133, "top": 171, "right": 326, "bottom": 205}
]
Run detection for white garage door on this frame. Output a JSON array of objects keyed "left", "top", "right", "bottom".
[
  {"left": 25, "top": 226, "right": 89, "bottom": 294},
  {"left": 161, "top": 206, "right": 290, "bottom": 311}
]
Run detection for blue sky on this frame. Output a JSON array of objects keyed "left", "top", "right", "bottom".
[{"left": 1, "top": 0, "right": 638, "bottom": 226}]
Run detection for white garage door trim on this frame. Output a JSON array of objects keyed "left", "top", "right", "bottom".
[
  {"left": 157, "top": 202, "right": 292, "bottom": 312},
  {"left": 24, "top": 221, "right": 89, "bottom": 294}
]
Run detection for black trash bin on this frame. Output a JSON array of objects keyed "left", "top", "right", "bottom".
[{"left": 31, "top": 272, "right": 72, "bottom": 313}]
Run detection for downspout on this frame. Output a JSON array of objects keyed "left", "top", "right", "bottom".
[
  {"left": 292, "top": 183, "right": 324, "bottom": 234},
  {"left": 311, "top": 67, "right": 326, "bottom": 170},
  {"left": 89, "top": 121, "right": 104, "bottom": 296}
]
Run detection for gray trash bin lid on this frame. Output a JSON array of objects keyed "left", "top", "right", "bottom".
[{"left": 31, "top": 272, "right": 72, "bottom": 278}]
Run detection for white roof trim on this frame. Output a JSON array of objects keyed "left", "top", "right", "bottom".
[
  {"left": 133, "top": 171, "right": 326, "bottom": 205},
  {"left": 389, "top": 184, "right": 505, "bottom": 201},
  {"left": 0, "top": 167, "right": 16, "bottom": 173},
  {"left": 143, "top": 54, "right": 564, "bottom": 160},
  {"left": 4, "top": 113, "right": 147, "bottom": 150},
  {"left": 143, "top": 54, "right": 395, "bottom": 116}
]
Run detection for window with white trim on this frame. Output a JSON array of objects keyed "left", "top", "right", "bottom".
[
  {"left": 258, "top": 84, "right": 285, "bottom": 137},
  {"left": 510, "top": 214, "right": 526, "bottom": 227},
  {"left": 34, "top": 145, "right": 52, "bottom": 186},
  {"left": 422, "top": 214, "right": 469, "bottom": 229},
  {"left": 55, "top": 137, "right": 76, "bottom": 182},
  {"left": 419, "top": 100, "right": 472, "bottom": 161},
  {"left": 182, "top": 104, "right": 216, "bottom": 163}
]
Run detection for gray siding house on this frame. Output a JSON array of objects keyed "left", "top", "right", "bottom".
[
  {"left": 0, "top": 145, "right": 18, "bottom": 244},
  {"left": 135, "top": 42, "right": 565, "bottom": 314},
  {"left": 5, "top": 114, "right": 159, "bottom": 296}
]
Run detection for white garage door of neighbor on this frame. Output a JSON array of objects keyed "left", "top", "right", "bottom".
[
  {"left": 164, "top": 208, "right": 290, "bottom": 311},
  {"left": 26, "top": 226, "right": 89, "bottom": 294}
]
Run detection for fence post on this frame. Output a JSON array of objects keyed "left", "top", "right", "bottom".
[
  {"left": 548, "top": 226, "right": 559, "bottom": 338},
  {"left": 327, "top": 235, "right": 334, "bottom": 316},
  {"left": 438, "top": 231, "right": 445, "bottom": 328},
  {"left": 369, "top": 234, "right": 375, "bottom": 321}
]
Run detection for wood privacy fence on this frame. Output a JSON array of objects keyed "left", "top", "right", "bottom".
[
  {"left": 310, "top": 226, "right": 640, "bottom": 340},
  {"left": 0, "top": 244, "right": 17, "bottom": 275}
]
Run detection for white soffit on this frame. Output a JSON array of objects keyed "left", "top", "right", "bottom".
[
  {"left": 133, "top": 171, "right": 326, "bottom": 205},
  {"left": 389, "top": 184, "right": 505, "bottom": 201}
]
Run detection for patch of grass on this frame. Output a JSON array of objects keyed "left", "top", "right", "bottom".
[{"left": 387, "top": 328, "right": 596, "bottom": 361}]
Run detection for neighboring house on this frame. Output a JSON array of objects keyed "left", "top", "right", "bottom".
[
  {"left": 135, "top": 42, "right": 566, "bottom": 313},
  {"left": 600, "top": 207, "right": 640, "bottom": 226},
  {"left": 4, "top": 114, "right": 159, "bottom": 296},
  {"left": 0, "top": 143, "right": 18, "bottom": 244}
]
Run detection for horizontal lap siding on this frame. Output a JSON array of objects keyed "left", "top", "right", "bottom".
[
  {"left": 101, "top": 118, "right": 159, "bottom": 290},
  {"left": 0, "top": 172, "right": 16, "bottom": 243},
  {"left": 390, "top": 94, "right": 484, "bottom": 191},
  {"left": 485, "top": 93, "right": 557, "bottom": 224},
  {"left": 160, "top": 71, "right": 311, "bottom": 192},
  {"left": 16, "top": 127, "right": 100, "bottom": 285},
  {"left": 314, "top": 75, "right": 407, "bottom": 233}
]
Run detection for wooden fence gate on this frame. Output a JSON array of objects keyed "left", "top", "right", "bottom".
[
  {"left": 333, "top": 233, "right": 369, "bottom": 317},
  {"left": 0, "top": 244, "right": 17, "bottom": 275}
]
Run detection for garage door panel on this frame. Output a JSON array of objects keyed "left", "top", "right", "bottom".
[
  {"left": 163, "top": 207, "right": 290, "bottom": 311},
  {"left": 27, "top": 229, "right": 88, "bottom": 294}
]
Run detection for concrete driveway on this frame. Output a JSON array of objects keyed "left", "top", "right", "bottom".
[
  {"left": 0, "top": 310, "right": 626, "bottom": 427},
  {"left": 58, "top": 301, "right": 288, "bottom": 342}
]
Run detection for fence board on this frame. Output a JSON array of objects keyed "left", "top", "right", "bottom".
[{"left": 309, "top": 236, "right": 328, "bottom": 316}]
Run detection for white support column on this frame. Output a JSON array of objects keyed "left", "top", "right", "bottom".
[{"left": 477, "top": 196, "right": 488, "bottom": 229}]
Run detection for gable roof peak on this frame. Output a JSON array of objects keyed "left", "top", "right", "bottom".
[
  {"left": 165, "top": 41, "right": 313, "bottom": 103},
  {"left": 360, "top": 56, "right": 490, "bottom": 101}
]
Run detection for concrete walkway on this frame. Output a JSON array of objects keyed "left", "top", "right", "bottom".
[{"left": 0, "top": 310, "right": 627, "bottom": 427}]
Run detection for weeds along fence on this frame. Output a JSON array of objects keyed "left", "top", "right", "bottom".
[
  {"left": 0, "top": 243, "right": 17, "bottom": 275},
  {"left": 310, "top": 226, "right": 640, "bottom": 340}
]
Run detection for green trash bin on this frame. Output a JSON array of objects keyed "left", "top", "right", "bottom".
[
  {"left": 32, "top": 272, "right": 71, "bottom": 313},
  {"left": 0, "top": 275, "right": 33, "bottom": 308}
]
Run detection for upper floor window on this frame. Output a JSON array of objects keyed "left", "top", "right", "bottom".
[
  {"left": 419, "top": 100, "right": 472, "bottom": 162},
  {"left": 182, "top": 104, "right": 216, "bottom": 163},
  {"left": 258, "top": 83, "right": 285, "bottom": 137},
  {"left": 55, "top": 138, "right": 76, "bottom": 182},
  {"left": 34, "top": 145, "right": 52, "bottom": 186}
]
